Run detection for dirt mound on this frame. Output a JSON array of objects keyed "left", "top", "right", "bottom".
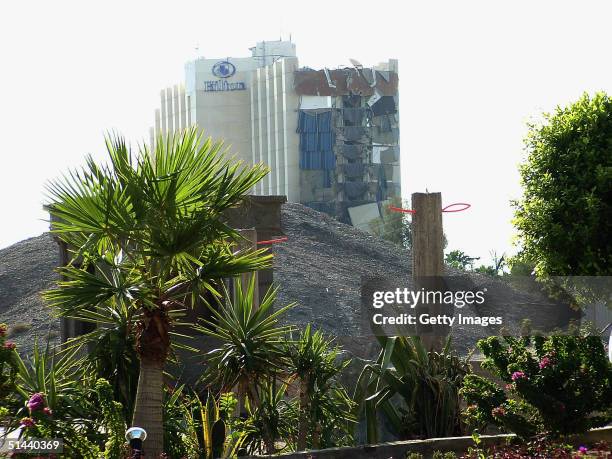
[
  {"left": 0, "top": 202, "right": 563, "bottom": 362},
  {"left": 0, "top": 233, "right": 61, "bottom": 356}
]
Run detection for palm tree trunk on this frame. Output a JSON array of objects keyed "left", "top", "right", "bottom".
[
  {"left": 296, "top": 375, "right": 310, "bottom": 450},
  {"left": 132, "top": 360, "right": 164, "bottom": 457},
  {"left": 132, "top": 306, "right": 171, "bottom": 458}
]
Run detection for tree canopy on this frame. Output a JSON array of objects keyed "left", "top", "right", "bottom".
[{"left": 513, "top": 92, "right": 612, "bottom": 277}]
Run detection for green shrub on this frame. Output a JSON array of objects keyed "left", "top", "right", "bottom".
[
  {"left": 95, "top": 378, "right": 127, "bottom": 459},
  {"left": 461, "top": 335, "right": 612, "bottom": 437},
  {"left": 513, "top": 91, "right": 612, "bottom": 277}
]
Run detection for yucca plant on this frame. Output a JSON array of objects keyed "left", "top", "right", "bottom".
[
  {"left": 354, "top": 336, "right": 470, "bottom": 443},
  {"left": 196, "top": 275, "right": 294, "bottom": 408},
  {"left": 241, "top": 379, "right": 296, "bottom": 455},
  {"left": 196, "top": 276, "right": 294, "bottom": 455},
  {"left": 285, "top": 325, "right": 355, "bottom": 450},
  {"left": 166, "top": 386, "right": 246, "bottom": 459},
  {"left": 194, "top": 391, "right": 246, "bottom": 459},
  {"left": 11, "top": 341, "right": 86, "bottom": 420},
  {"left": 44, "top": 127, "right": 272, "bottom": 455}
]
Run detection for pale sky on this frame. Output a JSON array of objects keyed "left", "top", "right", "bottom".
[{"left": 1, "top": 0, "right": 611, "bottom": 264}]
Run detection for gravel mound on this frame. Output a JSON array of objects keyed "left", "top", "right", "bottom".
[
  {"left": 0, "top": 203, "right": 565, "bottom": 363},
  {"left": 0, "top": 233, "right": 61, "bottom": 356}
]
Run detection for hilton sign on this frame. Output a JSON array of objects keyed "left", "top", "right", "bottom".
[
  {"left": 204, "top": 80, "right": 246, "bottom": 92},
  {"left": 204, "top": 60, "right": 246, "bottom": 92}
]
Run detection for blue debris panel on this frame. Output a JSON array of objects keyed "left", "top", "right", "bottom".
[{"left": 297, "top": 111, "right": 336, "bottom": 171}]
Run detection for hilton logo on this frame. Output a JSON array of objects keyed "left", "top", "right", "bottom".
[{"left": 212, "top": 61, "right": 236, "bottom": 78}]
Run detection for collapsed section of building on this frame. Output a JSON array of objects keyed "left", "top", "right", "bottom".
[{"left": 294, "top": 65, "right": 400, "bottom": 227}]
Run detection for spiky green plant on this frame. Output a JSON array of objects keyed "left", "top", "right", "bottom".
[
  {"left": 169, "top": 387, "right": 246, "bottom": 459},
  {"left": 196, "top": 275, "right": 294, "bottom": 407},
  {"left": 241, "top": 379, "right": 296, "bottom": 455},
  {"left": 354, "top": 336, "right": 469, "bottom": 443},
  {"left": 285, "top": 325, "right": 355, "bottom": 450}
]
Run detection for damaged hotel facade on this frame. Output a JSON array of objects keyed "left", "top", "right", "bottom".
[{"left": 151, "top": 40, "right": 400, "bottom": 228}]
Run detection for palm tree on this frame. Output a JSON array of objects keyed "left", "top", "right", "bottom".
[
  {"left": 44, "top": 127, "right": 271, "bottom": 456},
  {"left": 196, "top": 275, "right": 293, "bottom": 453}
]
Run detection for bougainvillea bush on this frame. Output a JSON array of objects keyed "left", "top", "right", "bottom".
[
  {"left": 0, "top": 324, "right": 17, "bottom": 386},
  {"left": 0, "top": 323, "right": 18, "bottom": 418},
  {"left": 461, "top": 335, "right": 612, "bottom": 437}
]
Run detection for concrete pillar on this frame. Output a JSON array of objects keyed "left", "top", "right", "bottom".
[
  {"left": 160, "top": 90, "right": 167, "bottom": 135},
  {"left": 173, "top": 85, "right": 180, "bottom": 133}
]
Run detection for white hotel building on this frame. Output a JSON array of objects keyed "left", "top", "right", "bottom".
[{"left": 151, "top": 40, "right": 400, "bottom": 228}]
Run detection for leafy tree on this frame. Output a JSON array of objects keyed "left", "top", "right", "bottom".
[
  {"left": 44, "top": 127, "right": 271, "bottom": 455},
  {"left": 369, "top": 197, "right": 447, "bottom": 249},
  {"left": 369, "top": 197, "right": 412, "bottom": 248},
  {"left": 445, "top": 250, "right": 479, "bottom": 271},
  {"left": 474, "top": 251, "right": 506, "bottom": 277},
  {"left": 513, "top": 92, "right": 612, "bottom": 277}
]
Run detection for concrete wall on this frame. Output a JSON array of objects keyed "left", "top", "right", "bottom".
[{"left": 245, "top": 427, "right": 612, "bottom": 459}]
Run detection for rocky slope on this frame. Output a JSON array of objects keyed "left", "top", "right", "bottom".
[{"left": 0, "top": 233, "right": 61, "bottom": 356}]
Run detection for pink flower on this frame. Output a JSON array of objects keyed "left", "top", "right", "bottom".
[
  {"left": 27, "top": 393, "right": 45, "bottom": 412},
  {"left": 43, "top": 407, "right": 52, "bottom": 416},
  {"left": 505, "top": 384, "right": 513, "bottom": 391},
  {"left": 578, "top": 446, "right": 588, "bottom": 454},
  {"left": 492, "top": 406, "right": 506, "bottom": 417},
  {"left": 511, "top": 371, "right": 526, "bottom": 381},
  {"left": 539, "top": 356, "right": 552, "bottom": 369},
  {"left": 20, "top": 417, "right": 35, "bottom": 428},
  {"left": 3, "top": 341, "right": 16, "bottom": 350}
]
